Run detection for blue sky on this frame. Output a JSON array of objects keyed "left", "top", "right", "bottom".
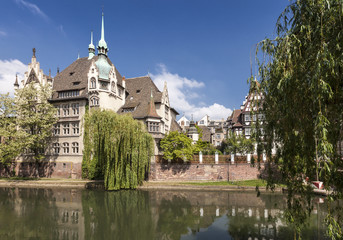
[{"left": 0, "top": 0, "right": 289, "bottom": 120}]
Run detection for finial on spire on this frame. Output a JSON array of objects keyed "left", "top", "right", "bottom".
[
  {"left": 101, "top": 11, "right": 105, "bottom": 42},
  {"left": 49, "top": 69, "right": 51, "bottom": 77},
  {"left": 32, "top": 48, "right": 36, "bottom": 58},
  {"left": 77, "top": 51, "right": 80, "bottom": 59},
  {"left": 57, "top": 67, "right": 60, "bottom": 74}
]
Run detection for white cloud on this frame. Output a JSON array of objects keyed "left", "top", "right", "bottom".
[
  {"left": 0, "top": 59, "right": 27, "bottom": 96},
  {"left": 58, "top": 25, "right": 66, "bottom": 36},
  {"left": 150, "top": 64, "right": 232, "bottom": 121},
  {"left": 14, "top": 0, "right": 48, "bottom": 20}
]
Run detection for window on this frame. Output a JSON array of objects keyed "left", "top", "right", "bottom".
[
  {"left": 90, "top": 77, "right": 96, "bottom": 89},
  {"left": 244, "top": 114, "right": 251, "bottom": 122},
  {"left": 216, "top": 134, "right": 221, "bottom": 139},
  {"left": 118, "top": 88, "right": 122, "bottom": 97},
  {"left": 252, "top": 115, "right": 257, "bottom": 121},
  {"left": 245, "top": 128, "right": 251, "bottom": 136},
  {"left": 100, "top": 81, "right": 108, "bottom": 90},
  {"left": 165, "top": 106, "right": 169, "bottom": 120},
  {"left": 63, "top": 123, "right": 70, "bottom": 135},
  {"left": 62, "top": 104, "right": 69, "bottom": 116},
  {"left": 62, "top": 142, "right": 69, "bottom": 154},
  {"left": 72, "top": 122, "right": 79, "bottom": 135},
  {"left": 122, "top": 108, "right": 134, "bottom": 113},
  {"left": 55, "top": 105, "right": 60, "bottom": 116},
  {"left": 90, "top": 97, "right": 99, "bottom": 106},
  {"left": 72, "top": 103, "right": 79, "bottom": 115},
  {"left": 148, "top": 122, "right": 160, "bottom": 132},
  {"left": 58, "top": 90, "right": 80, "bottom": 98},
  {"left": 53, "top": 143, "right": 60, "bottom": 154},
  {"left": 72, "top": 142, "right": 79, "bottom": 154},
  {"left": 53, "top": 124, "right": 60, "bottom": 136},
  {"left": 111, "top": 82, "right": 116, "bottom": 93}
]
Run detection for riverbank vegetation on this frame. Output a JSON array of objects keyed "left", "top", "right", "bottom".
[
  {"left": 255, "top": 0, "right": 343, "bottom": 238},
  {"left": 82, "top": 109, "right": 154, "bottom": 190}
]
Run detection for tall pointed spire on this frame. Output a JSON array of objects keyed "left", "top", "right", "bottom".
[
  {"left": 97, "top": 11, "right": 108, "bottom": 56},
  {"left": 88, "top": 31, "right": 95, "bottom": 59},
  {"left": 96, "top": 11, "right": 111, "bottom": 80}
]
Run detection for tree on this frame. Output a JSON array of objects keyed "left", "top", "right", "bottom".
[
  {"left": 82, "top": 109, "right": 153, "bottom": 190},
  {"left": 0, "top": 94, "right": 22, "bottom": 164},
  {"left": 0, "top": 83, "right": 57, "bottom": 163},
  {"left": 256, "top": 0, "right": 343, "bottom": 237},
  {"left": 225, "top": 132, "right": 255, "bottom": 156},
  {"left": 15, "top": 82, "right": 57, "bottom": 160},
  {"left": 160, "top": 131, "right": 194, "bottom": 162}
]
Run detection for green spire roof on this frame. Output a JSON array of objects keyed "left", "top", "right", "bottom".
[
  {"left": 88, "top": 31, "right": 95, "bottom": 49},
  {"left": 97, "top": 12, "right": 108, "bottom": 51}
]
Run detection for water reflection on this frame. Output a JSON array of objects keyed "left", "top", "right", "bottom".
[{"left": 0, "top": 188, "right": 328, "bottom": 239}]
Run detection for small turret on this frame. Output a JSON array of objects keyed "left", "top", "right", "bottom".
[{"left": 88, "top": 31, "right": 95, "bottom": 59}]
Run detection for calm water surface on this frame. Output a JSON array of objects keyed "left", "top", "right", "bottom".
[{"left": 0, "top": 187, "right": 328, "bottom": 239}]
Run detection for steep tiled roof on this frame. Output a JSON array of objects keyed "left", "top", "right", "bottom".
[
  {"left": 118, "top": 76, "right": 162, "bottom": 119},
  {"left": 51, "top": 56, "right": 123, "bottom": 100}
]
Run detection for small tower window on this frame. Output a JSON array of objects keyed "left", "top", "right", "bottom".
[{"left": 90, "top": 77, "right": 96, "bottom": 89}]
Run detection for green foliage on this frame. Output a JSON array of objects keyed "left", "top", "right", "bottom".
[
  {"left": 256, "top": 0, "right": 343, "bottom": 237},
  {"left": 225, "top": 132, "right": 255, "bottom": 155},
  {"left": 0, "top": 83, "right": 57, "bottom": 163},
  {"left": 160, "top": 131, "right": 194, "bottom": 161},
  {"left": 15, "top": 82, "right": 57, "bottom": 160},
  {"left": 82, "top": 109, "right": 153, "bottom": 190},
  {"left": 0, "top": 94, "right": 20, "bottom": 164}
]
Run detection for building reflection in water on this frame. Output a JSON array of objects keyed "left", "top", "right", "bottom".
[{"left": 0, "top": 188, "right": 328, "bottom": 240}]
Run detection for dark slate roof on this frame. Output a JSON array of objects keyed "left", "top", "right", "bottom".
[
  {"left": 199, "top": 126, "right": 211, "bottom": 142},
  {"left": 170, "top": 119, "right": 182, "bottom": 132},
  {"left": 118, "top": 76, "right": 162, "bottom": 119},
  {"left": 51, "top": 56, "right": 123, "bottom": 100}
]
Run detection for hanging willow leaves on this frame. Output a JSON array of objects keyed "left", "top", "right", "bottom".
[
  {"left": 255, "top": 0, "right": 343, "bottom": 238},
  {"left": 82, "top": 109, "right": 154, "bottom": 190}
]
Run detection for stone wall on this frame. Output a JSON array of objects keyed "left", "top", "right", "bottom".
[
  {"left": 0, "top": 161, "right": 82, "bottom": 179},
  {"left": 150, "top": 162, "right": 266, "bottom": 181}
]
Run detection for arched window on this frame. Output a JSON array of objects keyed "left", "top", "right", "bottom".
[{"left": 90, "top": 77, "right": 96, "bottom": 89}]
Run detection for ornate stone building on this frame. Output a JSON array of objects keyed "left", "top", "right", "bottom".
[{"left": 13, "top": 13, "right": 179, "bottom": 178}]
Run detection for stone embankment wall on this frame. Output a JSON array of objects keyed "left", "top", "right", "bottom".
[
  {"left": 0, "top": 162, "right": 82, "bottom": 179},
  {"left": 150, "top": 155, "right": 268, "bottom": 181}
]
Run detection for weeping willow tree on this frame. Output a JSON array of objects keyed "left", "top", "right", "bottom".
[
  {"left": 82, "top": 109, "right": 154, "bottom": 190},
  {"left": 255, "top": 0, "right": 343, "bottom": 238}
]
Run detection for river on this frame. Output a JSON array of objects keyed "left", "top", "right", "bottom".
[{"left": 0, "top": 187, "right": 328, "bottom": 239}]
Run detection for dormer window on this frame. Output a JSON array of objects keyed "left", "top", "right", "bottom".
[
  {"left": 69, "top": 72, "right": 75, "bottom": 76},
  {"left": 73, "top": 81, "right": 80, "bottom": 85},
  {"left": 136, "top": 90, "right": 141, "bottom": 93}
]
